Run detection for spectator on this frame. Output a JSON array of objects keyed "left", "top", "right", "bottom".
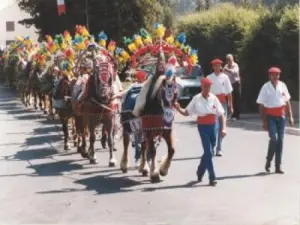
[{"left": 224, "top": 54, "right": 241, "bottom": 120}]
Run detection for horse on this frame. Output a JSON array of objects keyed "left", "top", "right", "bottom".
[
  {"left": 74, "top": 47, "right": 118, "bottom": 166},
  {"left": 52, "top": 71, "right": 77, "bottom": 150},
  {"left": 121, "top": 55, "right": 178, "bottom": 182}
]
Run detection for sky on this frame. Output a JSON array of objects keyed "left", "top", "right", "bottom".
[{"left": 0, "top": 0, "right": 14, "bottom": 11}]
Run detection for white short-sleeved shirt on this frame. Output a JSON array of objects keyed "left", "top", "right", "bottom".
[
  {"left": 186, "top": 93, "right": 225, "bottom": 117},
  {"left": 256, "top": 81, "right": 291, "bottom": 108},
  {"left": 207, "top": 73, "right": 233, "bottom": 95}
]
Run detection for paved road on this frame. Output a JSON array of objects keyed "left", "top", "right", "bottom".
[{"left": 0, "top": 85, "right": 299, "bottom": 225}]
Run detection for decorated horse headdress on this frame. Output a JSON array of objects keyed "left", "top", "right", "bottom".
[{"left": 117, "top": 23, "right": 198, "bottom": 80}]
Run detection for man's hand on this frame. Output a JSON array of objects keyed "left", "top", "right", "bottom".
[
  {"left": 263, "top": 120, "right": 268, "bottom": 131},
  {"left": 228, "top": 106, "right": 234, "bottom": 115},
  {"left": 174, "top": 102, "right": 181, "bottom": 110},
  {"left": 221, "top": 129, "right": 227, "bottom": 138},
  {"left": 289, "top": 116, "right": 294, "bottom": 126}
]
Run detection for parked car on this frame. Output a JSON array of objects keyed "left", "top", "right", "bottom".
[{"left": 136, "top": 57, "right": 204, "bottom": 102}]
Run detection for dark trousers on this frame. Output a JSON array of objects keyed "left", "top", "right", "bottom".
[
  {"left": 197, "top": 124, "right": 216, "bottom": 181},
  {"left": 231, "top": 81, "right": 241, "bottom": 119},
  {"left": 266, "top": 115, "right": 285, "bottom": 168}
]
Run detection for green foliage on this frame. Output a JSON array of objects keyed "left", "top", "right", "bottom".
[
  {"left": 177, "top": 3, "right": 258, "bottom": 74},
  {"left": 17, "top": 0, "right": 173, "bottom": 43},
  {"left": 277, "top": 5, "right": 299, "bottom": 100},
  {"left": 177, "top": 3, "right": 299, "bottom": 111}
]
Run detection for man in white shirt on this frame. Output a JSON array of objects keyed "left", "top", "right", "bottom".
[
  {"left": 207, "top": 59, "right": 233, "bottom": 156},
  {"left": 175, "top": 78, "right": 227, "bottom": 186},
  {"left": 256, "top": 67, "right": 294, "bottom": 174},
  {"left": 224, "top": 54, "right": 241, "bottom": 120}
]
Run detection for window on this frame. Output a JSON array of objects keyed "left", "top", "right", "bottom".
[
  {"left": 6, "top": 40, "right": 14, "bottom": 46},
  {"left": 6, "top": 21, "right": 15, "bottom": 32}
]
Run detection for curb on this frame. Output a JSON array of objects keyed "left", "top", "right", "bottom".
[{"left": 228, "top": 120, "right": 300, "bottom": 136}]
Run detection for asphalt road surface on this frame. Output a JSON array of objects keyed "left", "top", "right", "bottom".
[{"left": 0, "top": 85, "right": 299, "bottom": 225}]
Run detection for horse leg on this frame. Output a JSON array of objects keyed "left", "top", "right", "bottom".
[
  {"left": 148, "top": 137, "right": 160, "bottom": 183},
  {"left": 60, "top": 115, "right": 70, "bottom": 150},
  {"left": 33, "top": 92, "right": 38, "bottom": 109},
  {"left": 106, "top": 119, "right": 117, "bottom": 167},
  {"left": 71, "top": 117, "right": 77, "bottom": 147},
  {"left": 138, "top": 140, "right": 150, "bottom": 177},
  {"left": 101, "top": 125, "right": 107, "bottom": 149},
  {"left": 48, "top": 96, "right": 55, "bottom": 119},
  {"left": 42, "top": 94, "right": 47, "bottom": 114},
  {"left": 88, "top": 116, "right": 97, "bottom": 164},
  {"left": 38, "top": 92, "right": 44, "bottom": 111},
  {"left": 120, "top": 131, "right": 130, "bottom": 173},
  {"left": 159, "top": 130, "right": 175, "bottom": 177}
]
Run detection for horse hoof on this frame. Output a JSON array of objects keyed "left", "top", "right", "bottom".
[
  {"left": 64, "top": 145, "right": 70, "bottom": 151},
  {"left": 159, "top": 169, "right": 168, "bottom": 177},
  {"left": 43, "top": 111, "right": 47, "bottom": 115},
  {"left": 80, "top": 152, "right": 89, "bottom": 159},
  {"left": 150, "top": 174, "right": 161, "bottom": 183},
  {"left": 121, "top": 167, "right": 128, "bottom": 173},
  {"left": 90, "top": 159, "right": 97, "bottom": 164},
  {"left": 74, "top": 142, "right": 77, "bottom": 147},
  {"left": 142, "top": 169, "right": 148, "bottom": 177},
  {"left": 109, "top": 158, "right": 117, "bottom": 167},
  {"left": 113, "top": 148, "right": 117, "bottom": 152}
]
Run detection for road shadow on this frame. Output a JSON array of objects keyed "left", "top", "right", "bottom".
[
  {"left": 15, "top": 114, "right": 43, "bottom": 120},
  {"left": 33, "top": 126, "right": 60, "bottom": 134},
  {"left": 12, "top": 147, "right": 58, "bottom": 161},
  {"left": 172, "top": 156, "right": 201, "bottom": 162},
  {"left": 28, "top": 160, "right": 84, "bottom": 177},
  {"left": 216, "top": 172, "right": 272, "bottom": 180},
  {"left": 141, "top": 180, "right": 204, "bottom": 192},
  {"left": 36, "top": 173, "right": 144, "bottom": 195},
  {"left": 25, "top": 134, "right": 61, "bottom": 146}
]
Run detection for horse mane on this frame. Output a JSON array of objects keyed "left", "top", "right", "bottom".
[{"left": 132, "top": 75, "right": 165, "bottom": 117}]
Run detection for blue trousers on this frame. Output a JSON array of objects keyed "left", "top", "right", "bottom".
[
  {"left": 266, "top": 115, "right": 285, "bottom": 168},
  {"left": 215, "top": 102, "right": 228, "bottom": 152},
  {"left": 197, "top": 124, "right": 216, "bottom": 181}
]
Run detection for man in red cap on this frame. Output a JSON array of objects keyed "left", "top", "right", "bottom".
[
  {"left": 207, "top": 58, "right": 233, "bottom": 156},
  {"left": 175, "top": 77, "right": 227, "bottom": 186},
  {"left": 257, "top": 67, "right": 294, "bottom": 174}
]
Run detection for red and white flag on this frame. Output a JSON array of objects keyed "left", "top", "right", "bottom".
[{"left": 57, "top": 0, "right": 66, "bottom": 16}]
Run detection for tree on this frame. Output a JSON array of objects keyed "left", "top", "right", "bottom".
[{"left": 17, "top": 0, "right": 170, "bottom": 43}]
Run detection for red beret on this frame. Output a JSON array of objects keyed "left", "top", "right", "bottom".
[
  {"left": 201, "top": 77, "right": 213, "bottom": 86},
  {"left": 268, "top": 67, "right": 281, "bottom": 74},
  {"left": 136, "top": 70, "right": 147, "bottom": 82},
  {"left": 211, "top": 59, "right": 223, "bottom": 66}
]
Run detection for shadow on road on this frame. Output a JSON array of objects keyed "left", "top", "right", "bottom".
[
  {"left": 36, "top": 172, "right": 145, "bottom": 195},
  {"left": 33, "top": 126, "right": 60, "bottom": 134},
  {"left": 141, "top": 180, "right": 204, "bottom": 192},
  {"left": 216, "top": 172, "right": 272, "bottom": 180},
  {"left": 13, "top": 147, "right": 58, "bottom": 161},
  {"left": 28, "top": 160, "right": 84, "bottom": 177},
  {"left": 25, "top": 134, "right": 61, "bottom": 146}
]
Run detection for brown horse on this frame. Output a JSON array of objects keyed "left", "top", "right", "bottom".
[
  {"left": 74, "top": 50, "right": 118, "bottom": 166},
  {"left": 52, "top": 74, "right": 76, "bottom": 150},
  {"left": 121, "top": 55, "right": 177, "bottom": 182}
]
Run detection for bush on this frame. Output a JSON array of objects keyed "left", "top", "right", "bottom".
[
  {"left": 176, "top": 3, "right": 258, "bottom": 75},
  {"left": 239, "top": 9, "right": 281, "bottom": 111},
  {"left": 177, "top": 3, "right": 299, "bottom": 112},
  {"left": 277, "top": 5, "right": 299, "bottom": 101}
]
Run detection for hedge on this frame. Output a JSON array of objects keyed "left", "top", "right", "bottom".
[{"left": 177, "top": 3, "right": 299, "bottom": 112}]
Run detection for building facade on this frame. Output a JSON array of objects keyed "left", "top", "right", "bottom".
[{"left": 0, "top": 1, "right": 38, "bottom": 48}]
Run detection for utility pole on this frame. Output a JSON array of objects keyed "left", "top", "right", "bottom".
[{"left": 85, "top": 0, "right": 89, "bottom": 30}]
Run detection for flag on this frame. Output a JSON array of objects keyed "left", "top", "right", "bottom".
[{"left": 57, "top": 0, "right": 66, "bottom": 16}]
